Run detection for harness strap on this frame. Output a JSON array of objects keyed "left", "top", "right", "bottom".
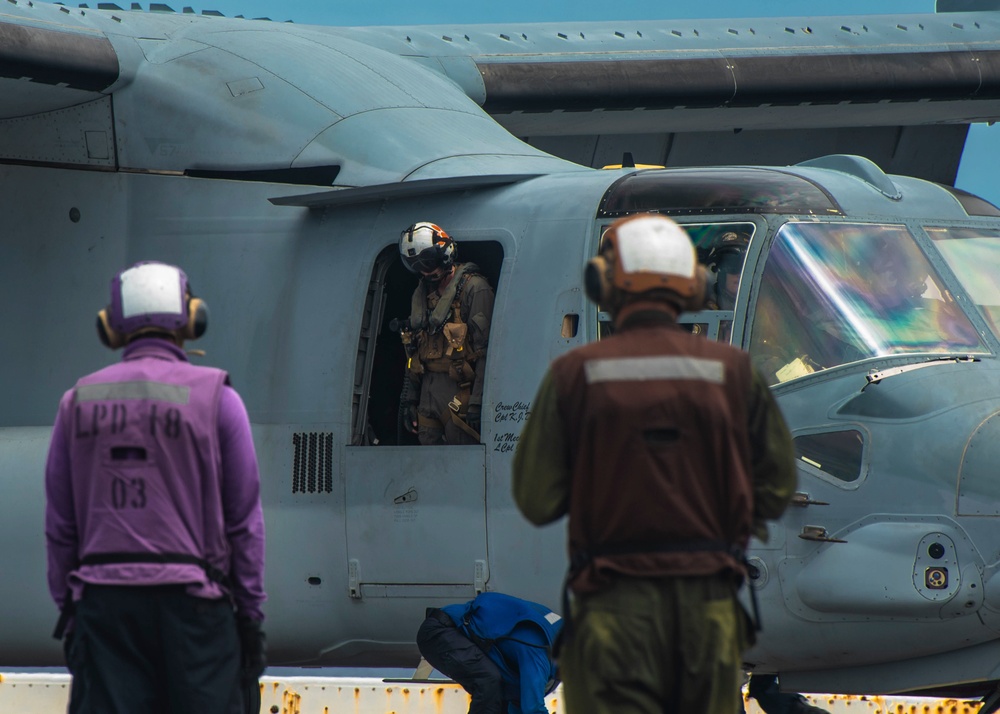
[
  {"left": 79, "top": 552, "right": 231, "bottom": 589},
  {"left": 450, "top": 412, "right": 481, "bottom": 441},
  {"left": 52, "top": 552, "right": 231, "bottom": 640},
  {"left": 569, "top": 539, "right": 741, "bottom": 572}
]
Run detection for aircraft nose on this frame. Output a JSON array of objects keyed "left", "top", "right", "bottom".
[{"left": 957, "top": 409, "right": 1000, "bottom": 517}]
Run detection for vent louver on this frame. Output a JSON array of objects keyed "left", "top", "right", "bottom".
[{"left": 292, "top": 432, "right": 334, "bottom": 493}]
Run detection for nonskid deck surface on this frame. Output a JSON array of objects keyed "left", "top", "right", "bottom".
[{"left": 0, "top": 674, "right": 984, "bottom": 713}]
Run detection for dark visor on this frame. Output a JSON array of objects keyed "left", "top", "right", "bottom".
[{"left": 406, "top": 247, "right": 443, "bottom": 273}]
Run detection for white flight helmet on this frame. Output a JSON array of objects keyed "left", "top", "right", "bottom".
[{"left": 399, "top": 222, "right": 456, "bottom": 274}]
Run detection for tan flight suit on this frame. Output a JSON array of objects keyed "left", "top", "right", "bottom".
[
  {"left": 406, "top": 263, "right": 494, "bottom": 445},
  {"left": 512, "top": 304, "right": 796, "bottom": 714}
]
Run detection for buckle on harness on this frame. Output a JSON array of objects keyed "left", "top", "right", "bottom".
[{"left": 448, "top": 396, "right": 462, "bottom": 414}]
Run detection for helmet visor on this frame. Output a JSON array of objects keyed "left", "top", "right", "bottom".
[{"left": 405, "top": 246, "right": 445, "bottom": 274}]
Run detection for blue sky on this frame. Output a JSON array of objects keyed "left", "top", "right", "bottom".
[{"left": 158, "top": 0, "right": 999, "bottom": 205}]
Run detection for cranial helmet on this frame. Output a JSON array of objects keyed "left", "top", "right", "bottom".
[
  {"left": 708, "top": 231, "right": 751, "bottom": 276},
  {"left": 585, "top": 213, "right": 707, "bottom": 312},
  {"left": 399, "top": 222, "right": 456, "bottom": 274},
  {"left": 96, "top": 261, "right": 208, "bottom": 349}
]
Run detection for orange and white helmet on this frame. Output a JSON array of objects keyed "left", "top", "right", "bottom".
[
  {"left": 399, "top": 222, "right": 456, "bottom": 274},
  {"left": 585, "top": 213, "right": 706, "bottom": 311}
]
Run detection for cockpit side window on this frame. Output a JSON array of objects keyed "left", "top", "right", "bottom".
[
  {"left": 596, "top": 221, "right": 757, "bottom": 343},
  {"left": 748, "top": 222, "right": 984, "bottom": 385},
  {"left": 681, "top": 222, "right": 757, "bottom": 343}
]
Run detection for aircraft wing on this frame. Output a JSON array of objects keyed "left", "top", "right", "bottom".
[
  {"left": 345, "top": 12, "right": 1000, "bottom": 182},
  {"left": 1, "top": 4, "right": 1000, "bottom": 185},
  {"left": 0, "top": 14, "right": 118, "bottom": 117}
]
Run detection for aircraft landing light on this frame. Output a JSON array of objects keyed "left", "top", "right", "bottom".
[{"left": 0, "top": 674, "right": 989, "bottom": 713}]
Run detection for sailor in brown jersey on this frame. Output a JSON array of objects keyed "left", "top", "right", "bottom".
[{"left": 512, "top": 213, "right": 796, "bottom": 714}]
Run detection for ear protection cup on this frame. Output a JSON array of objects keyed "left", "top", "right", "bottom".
[
  {"left": 584, "top": 256, "right": 613, "bottom": 305},
  {"left": 98, "top": 297, "right": 208, "bottom": 348},
  {"left": 182, "top": 297, "right": 209, "bottom": 340},
  {"left": 96, "top": 309, "right": 124, "bottom": 349}
]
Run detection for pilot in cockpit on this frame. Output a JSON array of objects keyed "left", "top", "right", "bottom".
[
  {"left": 706, "top": 231, "right": 750, "bottom": 311},
  {"left": 705, "top": 230, "right": 751, "bottom": 343}
]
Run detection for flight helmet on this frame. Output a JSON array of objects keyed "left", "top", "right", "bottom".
[
  {"left": 708, "top": 231, "right": 751, "bottom": 274},
  {"left": 585, "top": 213, "right": 706, "bottom": 311},
  {"left": 96, "top": 261, "right": 208, "bottom": 349},
  {"left": 708, "top": 231, "right": 751, "bottom": 307},
  {"left": 399, "top": 222, "right": 456, "bottom": 274}
]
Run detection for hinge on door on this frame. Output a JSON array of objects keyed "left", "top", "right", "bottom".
[
  {"left": 791, "top": 491, "right": 830, "bottom": 507},
  {"left": 474, "top": 560, "right": 486, "bottom": 594},
  {"left": 348, "top": 559, "right": 362, "bottom": 599},
  {"left": 799, "top": 525, "right": 847, "bottom": 543}
]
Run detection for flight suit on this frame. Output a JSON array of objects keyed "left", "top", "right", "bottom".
[
  {"left": 406, "top": 262, "right": 494, "bottom": 445},
  {"left": 512, "top": 306, "right": 796, "bottom": 714},
  {"left": 45, "top": 337, "right": 266, "bottom": 714}
]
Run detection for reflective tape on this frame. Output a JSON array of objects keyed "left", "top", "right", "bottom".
[
  {"left": 75, "top": 381, "right": 190, "bottom": 405},
  {"left": 584, "top": 356, "right": 724, "bottom": 384}
]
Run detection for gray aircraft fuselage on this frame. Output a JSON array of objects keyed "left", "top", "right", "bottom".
[{"left": 4, "top": 0, "right": 1000, "bottom": 702}]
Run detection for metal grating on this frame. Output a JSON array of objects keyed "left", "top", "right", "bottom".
[{"left": 291, "top": 432, "right": 334, "bottom": 493}]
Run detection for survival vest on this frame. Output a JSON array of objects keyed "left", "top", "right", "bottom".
[{"left": 406, "top": 262, "right": 486, "bottom": 385}]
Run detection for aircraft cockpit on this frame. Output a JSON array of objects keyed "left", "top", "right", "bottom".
[
  {"left": 748, "top": 222, "right": 990, "bottom": 384},
  {"left": 596, "top": 166, "right": 1000, "bottom": 387}
]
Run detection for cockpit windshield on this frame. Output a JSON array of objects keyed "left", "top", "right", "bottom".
[
  {"left": 749, "top": 222, "right": 985, "bottom": 385},
  {"left": 926, "top": 227, "right": 1000, "bottom": 343}
]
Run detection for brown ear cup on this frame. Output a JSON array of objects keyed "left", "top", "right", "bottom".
[
  {"left": 584, "top": 256, "right": 613, "bottom": 305},
  {"left": 183, "top": 298, "right": 208, "bottom": 340},
  {"left": 96, "top": 309, "right": 124, "bottom": 349}
]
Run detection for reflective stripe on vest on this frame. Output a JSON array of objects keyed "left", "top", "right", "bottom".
[
  {"left": 584, "top": 355, "right": 725, "bottom": 385},
  {"left": 75, "top": 381, "right": 191, "bottom": 405}
]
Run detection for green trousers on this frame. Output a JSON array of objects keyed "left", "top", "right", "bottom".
[{"left": 560, "top": 575, "right": 749, "bottom": 714}]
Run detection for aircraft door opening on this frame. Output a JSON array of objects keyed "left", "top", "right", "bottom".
[{"left": 343, "top": 242, "right": 503, "bottom": 599}]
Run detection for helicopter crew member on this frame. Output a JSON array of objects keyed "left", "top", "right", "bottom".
[
  {"left": 398, "top": 222, "right": 495, "bottom": 445},
  {"left": 45, "top": 261, "right": 267, "bottom": 714},
  {"left": 706, "top": 231, "right": 750, "bottom": 312},
  {"left": 705, "top": 230, "right": 750, "bottom": 344},
  {"left": 416, "top": 591, "right": 562, "bottom": 714},
  {"left": 512, "top": 214, "right": 797, "bottom": 714}
]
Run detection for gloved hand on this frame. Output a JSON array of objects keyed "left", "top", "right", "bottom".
[
  {"left": 237, "top": 616, "right": 267, "bottom": 684},
  {"left": 62, "top": 630, "right": 75, "bottom": 669},
  {"left": 399, "top": 401, "right": 419, "bottom": 435},
  {"left": 399, "top": 380, "right": 420, "bottom": 435},
  {"left": 466, "top": 403, "right": 481, "bottom": 432}
]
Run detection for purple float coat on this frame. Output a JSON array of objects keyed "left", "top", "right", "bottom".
[{"left": 45, "top": 338, "right": 266, "bottom": 621}]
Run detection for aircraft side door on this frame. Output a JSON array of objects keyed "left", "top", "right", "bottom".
[
  {"left": 343, "top": 445, "right": 486, "bottom": 598},
  {"left": 342, "top": 243, "right": 497, "bottom": 600}
]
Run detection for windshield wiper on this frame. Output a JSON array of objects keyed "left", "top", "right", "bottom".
[{"left": 865, "top": 355, "right": 979, "bottom": 385}]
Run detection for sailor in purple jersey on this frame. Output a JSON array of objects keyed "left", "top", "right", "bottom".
[{"left": 44, "top": 261, "right": 266, "bottom": 714}]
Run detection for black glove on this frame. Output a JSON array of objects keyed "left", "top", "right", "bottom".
[
  {"left": 466, "top": 403, "right": 481, "bottom": 432},
  {"left": 237, "top": 617, "right": 267, "bottom": 683},
  {"left": 399, "top": 380, "right": 420, "bottom": 436},
  {"left": 399, "top": 401, "right": 419, "bottom": 435}
]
